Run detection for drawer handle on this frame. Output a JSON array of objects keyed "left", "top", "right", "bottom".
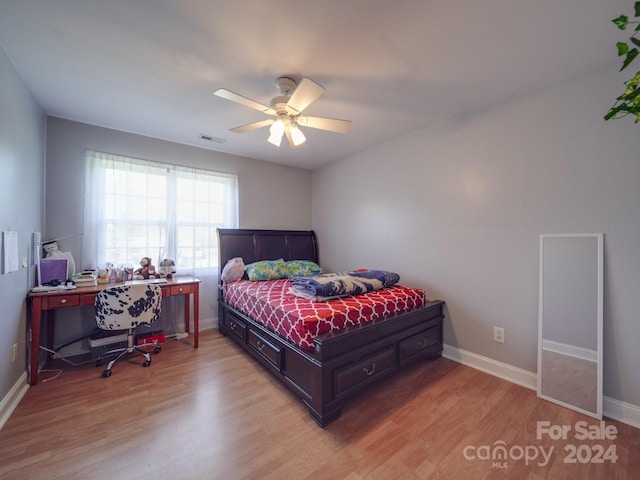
[
  {"left": 418, "top": 339, "right": 426, "bottom": 349},
  {"left": 363, "top": 363, "right": 376, "bottom": 376},
  {"left": 60, "top": 298, "right": 67, "bottom": 304},
  {"left": 178, "top": 287, "right": 184, "bottom": 293},
  {"left": 229, "top": 321, "right": 236, "bottom": 330},
  {"left": 256, "top": 340, "right": 266, "bottom": 351}
]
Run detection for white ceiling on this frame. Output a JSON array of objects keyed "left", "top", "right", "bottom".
[{"left": 0, "top": 0, "right": 627, "bottom": 169}]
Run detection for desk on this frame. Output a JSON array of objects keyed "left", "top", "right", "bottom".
[{"left": 27, "top": 276, "right": 200, "bottom": 386}]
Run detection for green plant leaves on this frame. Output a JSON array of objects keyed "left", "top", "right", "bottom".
[
  {"left": 621, "top": 48, "right": 639, "bottom": 70},
  {"left": 604, "top": 102, "right": 640, "bottom": 122},
  {"left": 614, "top": 14, "right": 629, "bottom": 29},
  {"left": 617, "top": 41, "right": 630, "bottom": 55},
  {"left": 606, "top": 2, "right": 640, "bottom": 122}
]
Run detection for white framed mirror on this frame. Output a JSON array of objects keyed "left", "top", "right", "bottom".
[{"left": 537, "top": 234, "right": 603, "bottom": 419}]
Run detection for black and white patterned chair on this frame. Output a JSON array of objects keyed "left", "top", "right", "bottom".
[{"left": 94, "top": 283, "right": 162, "bottom": 377}]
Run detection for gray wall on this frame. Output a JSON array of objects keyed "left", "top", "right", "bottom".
[
  {"left": 312, "top": 61, "right": 640, "bottom": 408},
  {"left": 44, "top": 118, "right": 312, "bottom": 354},
  {"left": 0, "top": 48, "right": 45, "bottom": 398}
]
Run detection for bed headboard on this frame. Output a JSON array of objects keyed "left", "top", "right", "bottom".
[{"left": 217, "top": 229, "right": 318, "bottom": 278}]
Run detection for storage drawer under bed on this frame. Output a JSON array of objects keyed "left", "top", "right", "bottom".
[
  {"left": 398, "top": 325, "right": 441, "bottom": 363},
  {"left": 248, "top": 329, "right": 283, "bottom": 371},
  {"left": 334, "top": 346, "right": 396, "bottom": 397},
  {"left": 224, "top": 313, "right": 247, "bottom": 342}
]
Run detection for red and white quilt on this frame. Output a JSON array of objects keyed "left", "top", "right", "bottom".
[{"left": 224, "top": 278, "right": 426, "bottom": 351}]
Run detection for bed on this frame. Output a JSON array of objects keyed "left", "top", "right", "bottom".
[{"left": 217, "top": 229, "right": 445, "bottom": 427}]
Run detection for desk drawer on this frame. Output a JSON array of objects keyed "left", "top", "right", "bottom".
[
  {"left": 43, "top": 295, "right": 80, "bottom": 309},
  {"left": 170, "top": 284, "right": 193, "bottom": 296}
]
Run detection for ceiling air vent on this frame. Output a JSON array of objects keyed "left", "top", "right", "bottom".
[{"left": 199, "top": 134, "right": 226, "bottom": 143}]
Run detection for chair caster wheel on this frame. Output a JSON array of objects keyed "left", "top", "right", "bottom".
[
  {"left": 102, "top": 369, "right": 112, "bottom": 378},
  {"left": 154, "top": 347, "right": 161, "bottom": 354},
  {"left": 142, "top": 360, "right": 151, "bottom": 367}
]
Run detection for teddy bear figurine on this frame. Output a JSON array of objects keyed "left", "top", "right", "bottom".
[
  {"left": 133, "top": 256, "right": 158, "bottom": 280},
  {"left": 158, "top": 258, "right": 176, "bottom": 278}
]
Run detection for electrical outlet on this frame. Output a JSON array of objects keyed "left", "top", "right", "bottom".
[
  {"left": 493, "top": 327, "right": 505, "bottom": 344},
  {"left": 12, "top": 343, "right": 18, "bottom": 362}
]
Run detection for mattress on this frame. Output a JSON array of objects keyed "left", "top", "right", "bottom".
[{"left": 223, "top": 278, "right": 427, "bottom": 351}]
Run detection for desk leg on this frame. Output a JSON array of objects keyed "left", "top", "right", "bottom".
[
  {"left": 193, "top": 283, "right": 199, "bottom": 348},
  {"left": 29, "top": 298, "right": 42, "bottom": 386},
  {"left": 184, "top": 296, "right": 190, "bottom": 335}
]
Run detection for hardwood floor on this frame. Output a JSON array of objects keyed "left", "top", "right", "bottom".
[{"left": 1, "top": 330, "right": 638, "bottom": 479}]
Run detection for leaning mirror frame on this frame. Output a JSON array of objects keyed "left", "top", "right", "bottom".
[{"left": 537, "top": 233, "right": 604, "bottom": 419}]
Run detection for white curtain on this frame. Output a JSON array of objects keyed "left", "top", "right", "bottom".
[{"left": 82, "top": 150, "right": 238, "bottom": 278}]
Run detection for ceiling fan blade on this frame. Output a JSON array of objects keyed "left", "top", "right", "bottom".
[
  {"left": 213, "top": 88, "right": 275, "bottom": 115},
  {"left": 229, "top": 118, "right": 274, "bottom": 133},
  {"left": 297, "top": 116, "right": 352, "bottom": 134},
  {"left": 286, "top": 78, "right": 325, "bottom": 114}
]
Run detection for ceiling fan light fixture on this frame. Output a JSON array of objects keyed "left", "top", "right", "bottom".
[
  {"left": 216, "top": 76, "right": 352, "bottom": 149},
  {"left": 267, "top": 119, "right": 285, "bottom": 146},
  {"left": 290, "top": 125, "right": 306, "bottom": 146}
]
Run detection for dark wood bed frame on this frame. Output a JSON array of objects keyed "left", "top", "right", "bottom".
[{"left": 217, "top": 229, "right": 445, "bottom": 427}]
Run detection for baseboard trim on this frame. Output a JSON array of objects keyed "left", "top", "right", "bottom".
[
  {"left": 0, "top": 372, "right": 29, "bottom": 431},
  {"left": 442, "top": 344, "right": 537, "bottom": 390},
  {"left": 442, "top": 344, "right": 640, "bottom": 429},
  {"left": 603, "top": 396, "right": 640, "bottom": 429}
]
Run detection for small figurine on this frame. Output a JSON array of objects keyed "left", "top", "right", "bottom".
[
  {"left": 97, "top": 268, "right": 109, "bottom": 284},
  {"left": 158, "top": 258, "right": 176, "bottom": 278},
  {"left": 134, "top": 256, "right": 158, "bottom": 280}
]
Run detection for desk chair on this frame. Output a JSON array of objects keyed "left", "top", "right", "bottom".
[{"left": 94, "top": 283, "right": 162, "bottom": 377}]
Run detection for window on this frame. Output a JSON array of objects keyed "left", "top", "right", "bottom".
[{"left": 83, "top": 150, "right": 238, "bottom": 274}]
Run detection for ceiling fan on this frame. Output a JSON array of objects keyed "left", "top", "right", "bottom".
[{"left": 213, "top": 77, "right": 352, "bottom": 148}]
